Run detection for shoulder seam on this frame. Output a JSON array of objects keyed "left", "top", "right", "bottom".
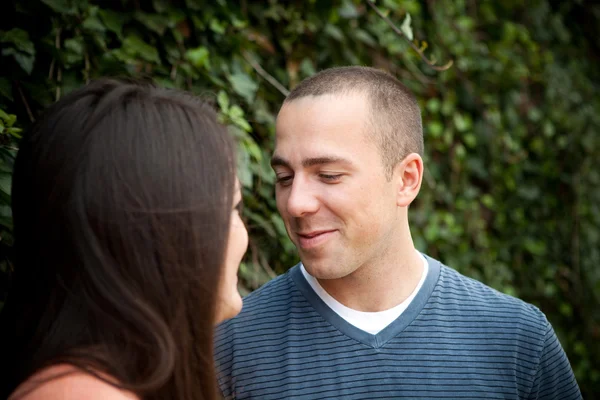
[{"left": 525, "top": 308, "right": 551, "bottom": 399}]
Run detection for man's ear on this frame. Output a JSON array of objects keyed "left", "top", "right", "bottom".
[{"left": 394, "top": 153, "right": 424, "bottom": 207}]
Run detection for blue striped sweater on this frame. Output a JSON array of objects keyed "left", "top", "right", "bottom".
[{"left": 215, "top": 255, "right": 581, "bottom": 399}]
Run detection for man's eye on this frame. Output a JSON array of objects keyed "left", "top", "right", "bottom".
[
  {"left": 319, "top": 174, "right": 342, "bottom": 182},
  {"left": 276, "top": 175, "right": 293, "bottom": 186}
]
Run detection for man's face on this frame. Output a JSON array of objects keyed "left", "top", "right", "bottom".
[{"left": 272, "top": 93, "right": 402, "bottom": 280}]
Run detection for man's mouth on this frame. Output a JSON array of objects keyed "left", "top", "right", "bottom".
[{"left": 296, "top": 230, "right": 337, "bottom": 249}]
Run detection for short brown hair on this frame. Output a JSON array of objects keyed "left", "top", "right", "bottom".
[{"left": 285, "top": 66, "right": 423, "bottom": 177}]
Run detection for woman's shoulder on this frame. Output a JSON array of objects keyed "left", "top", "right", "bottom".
[{"left": 9, "top": 364, "right": 139, "bottom": 400}]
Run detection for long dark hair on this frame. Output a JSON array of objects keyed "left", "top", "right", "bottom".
[{"left": 0, "top": 79, "right": 236, "bottom": 399}]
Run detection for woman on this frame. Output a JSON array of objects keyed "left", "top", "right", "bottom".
[{"left": 0, "top": 79, "right": 248, "bottom": 399}]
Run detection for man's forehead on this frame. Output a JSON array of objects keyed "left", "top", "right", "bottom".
[
  {"left": 276, "top": 93, "right": 369, "bottom": 135},
  {"left": 276, "top": 106, "right": 374, "bottom": 158}
]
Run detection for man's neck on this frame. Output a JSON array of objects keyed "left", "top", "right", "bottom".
[{"left": 316, "top": 246, "right": 424, "bottom": 313}]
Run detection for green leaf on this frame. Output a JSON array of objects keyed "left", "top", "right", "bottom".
[
  {"left": 2, "top": 113, "right": 16, "bottom": 127},
  {"left": 186, "top": 46, "right": 210, "bottom": 69},
  {"left": 1, "top": 49, "right": 35, "bottom": 75},
  {"left": 232, "top": 117, "right": 252, "bottom": 132},
  {"left": 441, "top": 95, "right": 455, "bottom": 116},
  {"left": 65, "top": 38, "right": 84, "bottom": 54},
  {"left": 135, "top": 12, "right": 168, "bottom": 35},
  {"left": 59, "top": 69, "right": 82, "bottom": 97},
  {"left": 230, "top": 16, "right": 247, "bottom": 29},
  {"left": 300, "top": 58, "right": 316, "bottom": 77},
  {"left": 152, "top": 0, "right": 169, "bottom": 13},
  {"left": 481, "top": 194, "right": 495, "bottom": 209},
  {"left": 41, "top": 0, "right": 78, "bottom": 15},
  {"left": 453, "top": 113, "right": 472, "bottom": 132},
  {"left": 464, "top": 133, "right": 476, "bottom": 147},
  {"left": 63, "top": 37, "right": 85, "bottom": 65},
  {"left": 0, "top": 109, "right": 11, "bottom": 121},
  {"left": 7, "top": 128, "right": 22, "bottom": 139},
  {"left": 543, "top": 121, "right": 555, "bottom": 138},
  {"left": 400, "top": 13, "right": 413, "bottom": 41},
  {"left": 166, "top": 9, "right": 187, "bottom": 27},
  {"left": 456, "top": 16, "right": 474, "bottom": 30},
  {"left": 0, "top": 78, "right": 12, "bottom": 102},
  {"left": 354, "top": 29, "right": 377, "bottom": 47},
  {"left": 559, "top": 302, "right": 573, "bottom": 317},
  {"left": 237, "top": 147, "right": 253, "bottom": 188},
  {"left": 427, "top": 121, "right": 443, "bottom": 138},
  {"left": 270, "top": 214, "right": 287, "bottom": 237},
  {"left": 191, "top": 15, "right": 205, "bottom": 30},
  {"left": 185, "top": 0, "right": 203, "bottom": 11},
  {"left": 243, "top": 138, "right": 262, "bottom": 161},
  {"left": 228, "top": 105, "right": 252, "bottom": 132},
  {"left": 324, "top": 24, "right": 344, "bottom": 41},
  {"left": 339, "top": 1, "right": 360, "bottom": 19},
  {"left": 523, "top": 238, "right": 546, "bottom": 256},
  {"left": 227, "top": 125, "right": 245, "bottom": 141},
  {"left": 228, "top": 73, "right": 258, "bottom": 104},
  {"left": 217, "top": 90, "right": 229, "bottom": 113},
  {"left": 426, "top": 98, "right": 441, "bottom": 113},
  {"left": 82, "top": 16, "right": 106, "bottom": 32},
  {"left": 228, "top": 105, "right": 244, "bottom": 119},
  {"left": 0, "top": 206, "right": 13, "bottom": 230},
  {"left": 99, "top": 9, "right": 128, "bottom": 38},
  {"left": 455, "top": 143, "right": 466, "bottom": 158},
  {"left": 209, "top": 19, "right": 226, "bottom": 35},
  {"left": 122, "top": 35, "right": 160, "bottom": 63},
  {"left": 0, "top": 29, "right": 35, "bottom": 55},
  {"left": 0, "top": 173, "right": 11, "bottom": 197}
]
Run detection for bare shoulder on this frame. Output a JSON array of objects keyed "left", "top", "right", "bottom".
[{"left": 10, "top": 364, "right": 139, "bottom": 400}]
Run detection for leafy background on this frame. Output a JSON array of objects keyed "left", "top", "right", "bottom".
[{"left": 0, "top": 0, "right": 598, "bottom": 397}]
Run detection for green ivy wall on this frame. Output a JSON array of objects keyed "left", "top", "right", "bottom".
[{"left": 0, "top": 0, "right": 598, "bottom": 397}]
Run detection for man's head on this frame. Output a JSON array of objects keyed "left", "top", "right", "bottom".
[
  {"left": 272, "top": 66, "right": 424, "bottom": 279},
  {"left": 285, "top": 66, "right": 423, "bottom": 178}
]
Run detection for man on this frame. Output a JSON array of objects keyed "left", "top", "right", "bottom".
[{"left": 215, "top": 67, "right": 581, "bottom": 399}]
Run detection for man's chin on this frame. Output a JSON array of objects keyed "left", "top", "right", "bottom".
[{"left": 302, "top": 260, "right": 350, "bottom": 281}]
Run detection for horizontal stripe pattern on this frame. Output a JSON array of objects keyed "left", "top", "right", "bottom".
[{"left": 215, "top": 259, "right": 581, "bottom": 400}]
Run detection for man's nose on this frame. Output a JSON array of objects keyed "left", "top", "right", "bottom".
[{"left": 285, "top": 177, "right": 320, "bottom": 217}]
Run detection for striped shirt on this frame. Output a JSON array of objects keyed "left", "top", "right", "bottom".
[{"left": 215, "top": 255, "right": 581, "bottom": 399}]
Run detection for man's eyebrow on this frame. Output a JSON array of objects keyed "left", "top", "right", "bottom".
[
  {"left": 301, "top": 156, "right": 353, "bottom": 168},
  {"left": 270, "top": 155, "right": 290, "bottom": 168},
  {"left": 270, "top": 155, "right": 353, "bottom": 168}
]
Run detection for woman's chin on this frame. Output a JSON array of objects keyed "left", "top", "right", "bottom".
[{"left": 215, "top": 294, "right": 243, "bottom": 325}]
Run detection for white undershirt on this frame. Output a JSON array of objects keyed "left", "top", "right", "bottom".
[{"left": 300, "top": 252, "right": 429, "bottom": 335}]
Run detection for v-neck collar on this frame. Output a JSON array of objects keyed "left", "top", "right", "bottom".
[{"left": 290, "top": 254, "right": 442, "bottom": 349}]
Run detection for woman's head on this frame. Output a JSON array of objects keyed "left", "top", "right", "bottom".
[{"left": 1, "top": 79, "right": 247, "bottom": 399}]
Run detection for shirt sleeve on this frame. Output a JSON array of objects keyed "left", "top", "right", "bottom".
[{"left": 529, "top": 322, "right": 582, "bottom": 400}]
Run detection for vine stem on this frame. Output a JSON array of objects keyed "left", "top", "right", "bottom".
[
  {"left": 242, "top": 51, "right": 290, "bottom": 97},
  {"left": 366, "top": 0, "right": 453, "bottom": 71}
]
